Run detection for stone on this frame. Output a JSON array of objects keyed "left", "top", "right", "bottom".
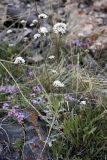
[{"left": 0, "top": 111, "right": 48, "bottom": 160}]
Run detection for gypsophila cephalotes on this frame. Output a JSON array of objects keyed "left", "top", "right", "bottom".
[
  {"left": 39, "top": 27, "right": 48, "bottom": 35},
  {"left": 53, "top": 22, "right": 67, "bottom": 34},
  {"left": 30, "top": 23, "right": 35, "bottom": 27},
  {"left": 80, "top": 101, "right": 86, "bottom": 105},
  {"left": 38, "top": 13, "right": 48, "bottom": 19},
  {"left": 34, "top": 33, "right": 41, "bottom": 40},
  {"left": 53, "top": 80, "right": 64, "bottom": 87},
  {"left": 14, "top": 57, "right": 25, "bottom": 64},
  {"left": 50, "top": 69, "right": 57, "bottom": 74},
  {"left": 32, "top": 19, "right": 38, "bottom": 24},
  {"left": 48, "top": 55, "right": 55, "bottom": 59},
  {"left": 6, "top": 29, "right": 13, "bottom": 34},
  {"left": 20, "top": 20, "right": 26, "bottom": 24}
]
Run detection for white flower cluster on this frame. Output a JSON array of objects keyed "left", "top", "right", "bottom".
[
  {"left": 80, "top": 101, "right": 86, "bottom": 105},
  {"left": 38, "top": 13, "right": 48, "bottom": 19},
  {"left": 6, "top": 29, "right": 13, "bottom": 34},
  {"left": 48, "top": 55, "right": 55, "bottom": 59},
  {"left": 53, "top": 80, "right": 64, "bottom": 87},
  {"left": 53, "top": 23, "right": 67, "bottom": 34},
  {"left": 30, "top": 19, "right": 38, "bottom": 27},
  {"left": 39, "top": 27, "right": 48, "bottom": 35},
  {"left": 34, "top": 33, "right": 41, "bottom": 40},
  {"left": 14, "top": 57, "right": 25, "bottom": 64},
  {"left": 20, "top": 19, "right": 26, "bottom": 24}
]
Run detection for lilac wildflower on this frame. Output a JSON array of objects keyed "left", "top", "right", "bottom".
[
  {"left": 5, "top": 85, "right": 17, "bottom": 94},
  {"left": 28, "top": 71, "right": 33, "bottom": 77},
  {"left": 96, "top": 73, "right": 107, "bottom": 81},
  {"left": 31, "top": 99, "right": 39, "bottom": 105},
  {"left": 96, "top": 73, "right": 102, "bottom": 78},
  {"left": 105, "top": 63, "right": 107, "bottom": 68},
  {"left": 8, "top": 107, "right": 17, "bottom": 116},
  {"left": 8, "top": 107, "right": 24, "bottom": 123},
  {"left": 72, "top": 39, "right": 81, "bottom": 47},
  {"left": 32, "top": 85, "right": 43, "bottom": 92},
  {"left": 15, "top": 112, "right": 24, "bottom": 123},
  {"left": 65, "top": 94, "right": 74, "bottom": 102},
  {"left": 2, "top": 102, "right": 9, "bottom": 109},
  {"left": 0, "top": 85, "right": 17, "bottom": 94}
]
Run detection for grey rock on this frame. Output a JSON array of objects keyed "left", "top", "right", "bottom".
[{"left": 7, "top": 4, "right": 21, "bottom": 19}]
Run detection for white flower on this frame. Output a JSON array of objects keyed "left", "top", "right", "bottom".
[
  {"left": 38, "top": 13, "right": 48, "bottom": 19},
  {"left": 6, "top": 29, "right": 13, "bottom": 34},
  {"left": 39, "top": 27, "right": 48, "bottom": 35},
  {"left": 53, "top": 80, "right": 64, "bottom": 87},
  {"left": 9, "top": 43, "right": 15, "bottom": 47},
  {"left": 53, "top": 23, "right": 67, "bottom": 34},
  {"left": 48, "top": 55, "right": 55, "bottom": 59},
  {"left": 30, "top": 23, "right": 35, "bottom": 27},
  {"left": 50, "top": 69, "right": 57, "bottom": 74},
  {"left": 24, "top": 27, "right": 28, "bottom": 30},
  {"left": 80, "top": 101, "right": 86, "bottom": 105},
  {"left": 34, "top": 33, "right": 41, "bottom": 39},
  {"left": 32, "top": 19, "right": 38, "bottom": 24},
  {"left": 20, "top": 20, "right": 26, "bottom": 24},
  {"left": 14, "top": 57, "right": 25, "bottom": 64}
]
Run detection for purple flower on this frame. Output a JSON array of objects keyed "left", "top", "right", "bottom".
[
  {"left": 31, "top": 99, "right": 39, "bottom": 105},
  {"left": 2, "top": 102, "right": 9, "bottom": 109},
  {"left": 64, "top": 94, "right": 74, "bottom": 102},
  {"left": 96, "top": 73, "right": 107, "bottom": 81},
  {"left": 28, "top": 71, "right": 33, "bottom": 77},
  {"left": 105, "top": 63, "right": 107, "bottom": 68},
  {"left": 96, "top": 73, "right": 102, "bottom": 78},
  {"left": 8, "top": 107, "right": 17, "bottom": 116},
  {"left": 8, "top": 107, "right": 24, "bottom": 123},
  {"left": 15, "top": 112, "right": 24, "bottom": 123},
  {"left": 72, "top": 39, "right": 81, "bottom": 47},
  {"left": 0, "top": 86, "right": 6, "bottom": 92},
  {"left": 32, "top": 85, "right": 43, "bottom": 92},
  {"left": 0, "top": 85, "right": 17, "bottom": 94}
]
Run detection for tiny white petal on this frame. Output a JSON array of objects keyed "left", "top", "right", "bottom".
[
  {"left": 20, "top": 20, "right": 26, "bottom": 24},
  {"left": 14, "top": 57, "right": 25, "bottom": 64},
  {"left": 24, "top": 27, "right": 28, "bottom": 30},
  {"left": 80, "top": 101, "right": 86, "bottom": 105},
  {"left": 53, "top": 80, "right": 64, "bottom": 87},
  {"left": 53, "top": 23, "right": 67, "bottom": 34},
  {"left": 32, "top": 19, "right": 38, "bottom": 23},
  {"left": 38, "top": 13, "right": 48, "bottom": 19},
  {"left": 30, "top": 23, "right": 35, "bottom": 27},
  {"left": 48, "top": 55, "right": 55, "bottom": 59},
  {"left": 6, "top": 29, "right": 13, "bottom": 34},
  {"left": 39, "top": 27, "right": 48, "bottom": 35},
  {"left": 50, "top": 69, "right": 57, "bottom": 74},
  {"left": 34, "top": 33, "right": 41, "bottom": 39}
]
